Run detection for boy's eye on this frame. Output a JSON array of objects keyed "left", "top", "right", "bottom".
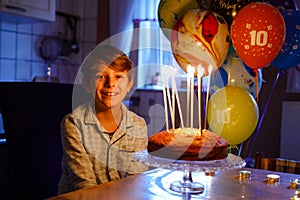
[
  {"left": 93, "top": 73, "right": 126, "bottom": 80},
  {"left": 116, "top": 75, "right": 125, "bottom": 79},
  {"left": 94, "top": 75, "right": 105, "bottom": 79}
]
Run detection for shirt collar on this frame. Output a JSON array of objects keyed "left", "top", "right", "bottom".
[{"left": 84, "top": 101, "right": 134, "bottom": 132}]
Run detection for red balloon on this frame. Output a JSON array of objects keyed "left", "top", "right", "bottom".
[{"left": 230, "top": 2, "right": 286, "bottom": 69}]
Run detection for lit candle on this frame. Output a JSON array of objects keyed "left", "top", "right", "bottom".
[
  {"left": 166, "top": 76, "right": 174, "bottom": 131},
  {"left": 197, "top": 65, "right": 204, "bottom": 131},
  {"left": 187, "top": 65, "right": 195, "bottom": 128},
  {"left": 190, "top": 72, "right": 194, "bottom": 128},
  {"left": 172, "top": 85, "right": 175, "bottom": 131},
  {"left": 171, "top": 71, "right": 184, "bottom": 128},
  {"left": 166, "top": 67, "right": 179, "bottom": 132},
  {"left": 186, "top": 65, "right": 191, "bottom": 128},
  {"left": 161, "top": 66, "right": 169, "bottom": 131},
  {"left": 204, "top": 65, "right": 213, "bottom": 129}
]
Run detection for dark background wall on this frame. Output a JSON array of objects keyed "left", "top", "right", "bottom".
[{"left": 241, "top": 65, "right": 300, "bottom": 159}]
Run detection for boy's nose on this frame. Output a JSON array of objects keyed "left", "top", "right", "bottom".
[{"left": 104, "top": 77, "right": 116, "bottom": 87}]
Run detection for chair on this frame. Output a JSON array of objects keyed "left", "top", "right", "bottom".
[
  {"left": 254, "top": 152, "right": 300, "bottom": 174},
  {"left": 0, "top": 82, "right": 90, "bottom": 200}
]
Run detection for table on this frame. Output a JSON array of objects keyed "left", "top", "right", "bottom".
[{"left": 47, "top": 168, "right": 300, "bottom": 200}]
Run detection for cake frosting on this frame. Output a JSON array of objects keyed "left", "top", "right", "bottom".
[{"left": 147, "top": 128, "right": 229, "bottom": 161}]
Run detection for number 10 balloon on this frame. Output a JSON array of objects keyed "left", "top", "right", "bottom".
[
  {"left": 230, "top": 2, "right": 286, "bottom": 69},
  {"left": 207, "top": 85, "right": 259, "bottom": 145}
]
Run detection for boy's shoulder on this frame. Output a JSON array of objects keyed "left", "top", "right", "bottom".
[{"left": 122, "top": 104, "right": 146, "bottom": 124}]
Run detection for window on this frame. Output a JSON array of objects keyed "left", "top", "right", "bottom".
[
  {"left": 109, "top": 0, "right": 209, "bottom": 91},
  {"left": 133, "top": 19, "right": 209, "bottom": 91},
  {"left": 134, "top": 19, "right": 175, "bottom": 88}
]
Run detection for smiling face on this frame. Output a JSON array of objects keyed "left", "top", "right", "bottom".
[
  {"left": 80, "top": 45, "right": 134, "bottom": 111},
  {"left": 86, "top": 62, "right": 133, "bottom": 110}
]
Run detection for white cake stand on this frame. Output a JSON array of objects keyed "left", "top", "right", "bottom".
[{"left": 134, "top": 150, "right": 246, "bottom": 194}]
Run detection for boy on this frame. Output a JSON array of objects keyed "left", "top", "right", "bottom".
[{"left": 58, "top": 45, "right": 148, "bottom": 194}]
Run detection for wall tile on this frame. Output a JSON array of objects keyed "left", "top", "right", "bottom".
[
  {"left": 72, "top": 0, "right": 84, "bottom": 17},
  {"left": 69, "top": 51, "right": 82, "bottom": 65},
  {"left": 82, "top": 42, "right": 96, "bottom": 59},
  {"left": 84, "top": 0, "right": 98, "bottom": 18},
  {"left": 55, "top": 0, "right": 62, "bottom": 12},
  {"left": 17, "top": 34, "right": 32, "bottom": 60},
  {"left": 32, "top": 35, "right": 45, "bottom": 62},
  {"left": 0, "top": 22, "right": 16, "bottom": 31},
  {"left": 0, "top": 59, "right": 16, "bottom": 81},
  {"left": 83, "top": 19, "right": 97, "bottom": 42},
  {"left": 59, "top": 0, "right": 73, "bottom": 14},
  {"left": 0, "top": 0, "right": 98, "bottom": 83},
  {"left": 16, "top": 60, "right": 31, "bottom": 81},
  {"left": 46, "top": 21, "right": 60, "bottom": 36},
  {"left": 31, "top": 61, "right": 46, "bottom": 79},
  {"left": 33, "top": 22, "right": 47, "bottom": 35},
  {"left": 53, "top": 16, "right": 69, "bottom": 38},
  {"left": 17, "top": 23, "right": 32, "bottom": 33},
  {"left": 0, "top": 31, "right": 16, "bottom": 59}
]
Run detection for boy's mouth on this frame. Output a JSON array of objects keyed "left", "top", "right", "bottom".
[{"left": 101, "top": 91, "right": 118, "bottom": 96}]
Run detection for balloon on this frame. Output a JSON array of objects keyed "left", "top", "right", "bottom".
[
  {"left": 171, "top": 9, "right": 230, "bottom": 76},
  {"left": 158, "top": 0, "right": 199, "bottom": 40},
  {"left": 271, "top": 10, "right": 300, "bottom": 70},
  {"left": 210, "top": 51, "right": 263, "bottom": 98},
  {"left": 207, "top": 85, "right": 259, "bottom": 145},
  {"left": 210, "top": 0, "right": 258, "bottom": 28},
  {"left": 230, "top": 2, "right": 286, "bottom": 69}
]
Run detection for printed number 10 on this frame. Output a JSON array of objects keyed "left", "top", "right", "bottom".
[
  {"left": 250, "top": 30, "right": 268, "bottom": 46},
  {"left": 216, "top": 109, "right": 230, "bottom": 124}
]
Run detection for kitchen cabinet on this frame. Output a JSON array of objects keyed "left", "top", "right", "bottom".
[{"left": 0, "top": 0, "right": 55, "bottom": 23}]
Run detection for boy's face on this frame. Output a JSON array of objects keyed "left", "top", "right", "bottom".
[{"left": 85, "top": 62, "right": 133, "bottom": 109}]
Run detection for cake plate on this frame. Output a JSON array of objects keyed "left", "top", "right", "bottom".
[{"left": 134, "top": 150, "right": 246, "bottom": 194}]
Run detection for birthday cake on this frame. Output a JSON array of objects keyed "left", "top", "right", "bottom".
[{"left": 147, "top": 128, "right": 229, "bottom": 161}]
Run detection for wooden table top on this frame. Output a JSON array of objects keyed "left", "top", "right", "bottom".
[{"left": 47, "top": 167, "right": 300, "bottom": 200}]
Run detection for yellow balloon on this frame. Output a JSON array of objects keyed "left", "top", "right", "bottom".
[
  {"left": 207, "top": 85, "right": 259, "bottom": 145},
  {"left": 158, "top": 0, "right": 199, "bottom": 39}
]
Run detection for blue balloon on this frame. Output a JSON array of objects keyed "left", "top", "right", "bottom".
[
  {"left": 272, "top": 10, "right": 300, "bottom": 69},
  {"left": 264, "top": 0, "right": 297, "bottom": 11}
]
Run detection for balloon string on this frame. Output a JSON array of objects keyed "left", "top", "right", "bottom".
[
  {"left": 255, "top": 69, "right": 259, "bottom": 102},
  {"left": 245, "top": 70, "right": 283, "bottom": 162},
  {"left": 228, "top": 145, "right": 241, "bottom": 156},
  {"left": 293, "top": 0, "right": 299, "bottom": 10}
]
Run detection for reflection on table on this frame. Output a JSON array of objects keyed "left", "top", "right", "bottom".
[{"left": 47, "top": 168, "right": 300, "bottom": 200}]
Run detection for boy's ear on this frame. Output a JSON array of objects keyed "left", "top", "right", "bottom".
[
  {"left": 127, "top": 78, "right": 134, "bottom": 92},
  {"left": 82, "top": 78, "right": 92, "bottom": 93}
]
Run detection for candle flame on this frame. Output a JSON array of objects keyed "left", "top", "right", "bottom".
[{"left": 187, "top": 65, "right": 195, "bottom": 75}]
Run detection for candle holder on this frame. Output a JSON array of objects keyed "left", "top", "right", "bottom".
[
  {"left": 134, "top": 150, "right": 245, "bottom": 195},
  {"left": 266, "top": 174, "right": 280, "bottom": 183},
  {"left": 290, "top": 179, "right": 299, "bottom": 189},
  {"left": 239, "top": 170, "right": 251, "bottom": 179}
]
